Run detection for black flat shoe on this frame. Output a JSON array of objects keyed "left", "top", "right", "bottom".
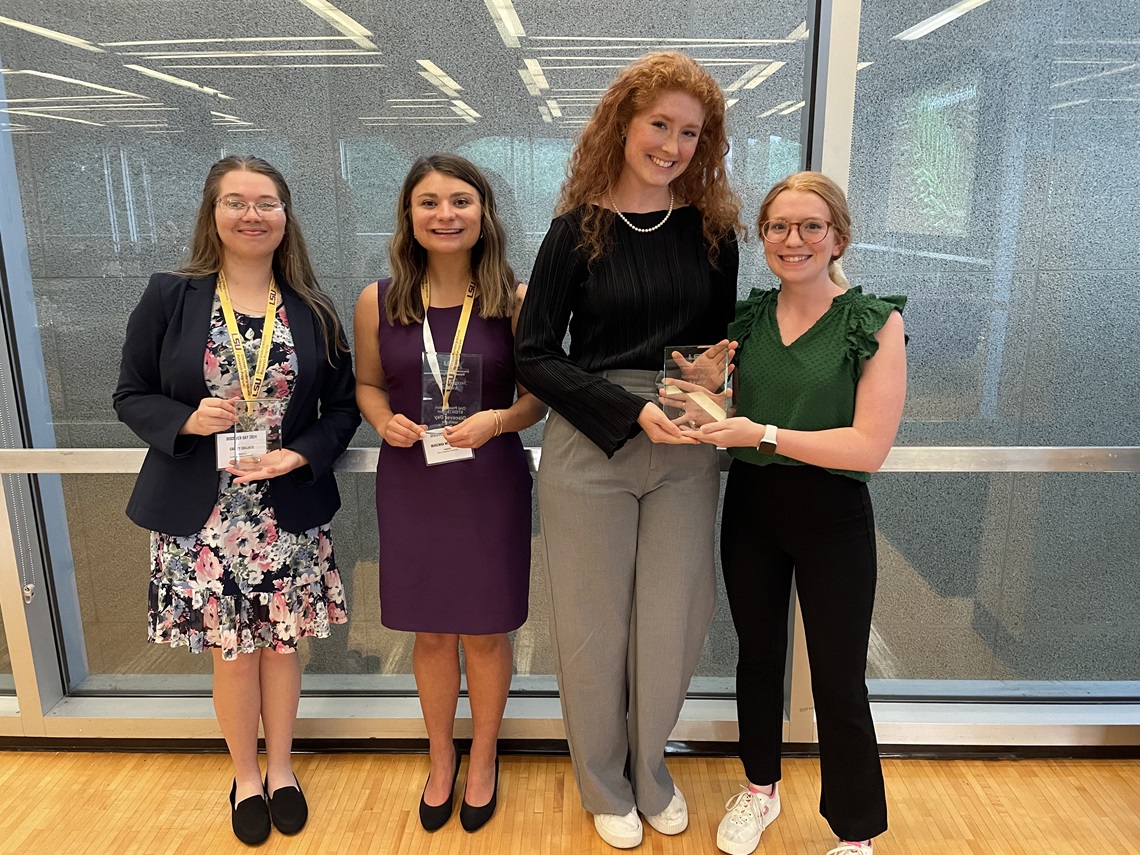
[
  {"left": 229, "top": 779, "right": 271, "bottom": 846},
  {"left": 459, "top": 756, "right": 499, "bottom": 833},
  {"left": 266, "top": 774, "right": 308, "bottom": 835}
]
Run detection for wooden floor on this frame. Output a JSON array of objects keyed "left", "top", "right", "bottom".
[{"left": 0, "top": 752, "right": 1137, "bottom": 854}]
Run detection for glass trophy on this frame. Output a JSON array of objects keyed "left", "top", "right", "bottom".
[
  {"left": 422, "top": 352, "right": 483, "bottom": 429},
  {"left": 219, "top": 397, "right": 286, "bottom": 471},
  {"left": 656, "top": 344, "right": 733, "bottom": 432}
]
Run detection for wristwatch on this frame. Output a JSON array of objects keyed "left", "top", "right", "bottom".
[{"left": 757, "top": 423, "right": 778, "bottom": 456}]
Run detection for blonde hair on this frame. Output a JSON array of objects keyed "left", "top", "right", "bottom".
[
  {"left": 386, "top": 154, "right": 517, "bottom": 326},
  {"left": 556, "top": 51, "right": 743, "bottom": 265},
  {"left": 758, "top": 171, "right": 852, "bottom": 287},
  {"left": 178, "top": 155, "right": 346, "bottom": 360}
]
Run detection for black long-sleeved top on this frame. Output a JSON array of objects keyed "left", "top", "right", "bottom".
[{"left": 515, "top": 205, "right": 738, "bottom": 457}]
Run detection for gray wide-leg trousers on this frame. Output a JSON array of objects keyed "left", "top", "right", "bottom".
[{"left": 537, "top": 372, "right": 718, "bottom": 817}]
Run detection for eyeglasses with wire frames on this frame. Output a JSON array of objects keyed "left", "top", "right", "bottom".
[
  {"left": 216, "top": 197, "right": 286, "bottom": 218},
  {"left": 760, "top": 218, "right": 832, "bottom": 244}
]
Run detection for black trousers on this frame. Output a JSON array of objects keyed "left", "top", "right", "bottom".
[{"left": 721, "top": 459, "right": 888, "bottom": 842}]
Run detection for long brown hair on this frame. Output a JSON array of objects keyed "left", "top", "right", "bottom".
[
  {"left": 178, "top": 155, "right": 347, "bottom": 359},
  {"left": 557, "top": 51, "right": 743, "bottom": 265},
  {"left": 758, "top": 171, "right": 852, "bottom": 287},
  {"left": 386, "top": 154, "right": 516, "bottom": 326}
]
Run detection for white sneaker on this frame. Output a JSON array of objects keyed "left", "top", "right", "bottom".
[
  {"left": 827, "top": 844, "right": 872, "bottom": 855},
  {"left": 594, "top": 807, "right": 643, "bottom": 849},
  {"left": 716, "top": 783, "right": 781, "bottom": 855},
  {"left": 643, "top": 785, "right": 688, "bottom": 835}
]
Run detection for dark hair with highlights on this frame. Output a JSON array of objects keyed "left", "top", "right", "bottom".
[
  {"left": 178, "top": 155, "right": 346, "bottom": 360},
  {"left": 556, "top": 51, "right": 743, "bottom": 264},
  {"left": 386, "top": 153, "right": 517, "bottom": 326}
]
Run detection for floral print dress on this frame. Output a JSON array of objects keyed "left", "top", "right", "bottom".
[{"left": 148, "top": 294, "right": 348, "bottom": 660}]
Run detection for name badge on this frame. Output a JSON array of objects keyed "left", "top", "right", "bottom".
[
  {"left": 421, "top": 430, "right": 474, "bottom": 466},
  {"left": 216, "top": 431, "right": 268, "bottom": 469}
]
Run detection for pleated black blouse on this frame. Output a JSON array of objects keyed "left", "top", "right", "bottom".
[{"left": 515, "top": 205, "right": 738, "bottom": 457}]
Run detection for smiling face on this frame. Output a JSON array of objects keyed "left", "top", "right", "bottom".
[
  {"left": 762, "top": 189, "right": 847, "bottom": 288},
  {"left": 213, "top": 169, "right": 286, "bottom": 263},
  {"left": 409, "top": 170, "right": 483, "bottom": 259},
  {"left": 618, "top": 89, "right": 705, "bottom": 199}
]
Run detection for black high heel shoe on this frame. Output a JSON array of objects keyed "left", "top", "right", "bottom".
[
  {"left": 266, "top": 773, "right": 308, "bottom": 835},
  {"left": 229, "top": 778, "right": 271, "bottom": 845},
  {"left": 419, "top": 748, "right": 461, "bottom": 831},
  {"left": 459, "top": 756, "right": 499, "bottom": 833}
]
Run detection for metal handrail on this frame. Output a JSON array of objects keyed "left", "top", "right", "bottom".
[{"left": 0, "top": 446, "right": 1136, "bottom": 473}]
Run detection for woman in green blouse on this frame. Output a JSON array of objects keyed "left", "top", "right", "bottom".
[{"left": 695, "top": 172, "right": 906, "bottom": 855}]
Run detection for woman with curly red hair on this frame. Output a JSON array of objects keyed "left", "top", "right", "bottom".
[{"left": 515, "top": 51, "right": 742, "bottom": 849}]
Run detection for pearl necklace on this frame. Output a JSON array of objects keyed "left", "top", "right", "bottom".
[{"left": 609, "top": 188, "right": 674, "bottom": 233}]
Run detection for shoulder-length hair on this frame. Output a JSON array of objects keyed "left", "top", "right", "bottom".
[
  {"left": 758, "top": 171, "right": 852, "bottom": 287},
  {"left": 177, "top": 155, "right": 346, "bottom": 359},
  {"left": 386, "top": 154, "right": 517, "bottom": 326},
  {"left": 556, "top": 51, "right": 743, "bottom": 265}
]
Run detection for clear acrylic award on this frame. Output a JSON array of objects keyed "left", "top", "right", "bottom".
[
  {"left": 217, "top": 397, "right": 286, "bottom": 470},
  {"left": 656, "top": 344, "right": 734, "bottom": 432},
  {"left": 421, "top": 352, "right": 483, "bottom": 429},
  {"left": 420, "top": 353, "right": 482, "bottom": 465}
]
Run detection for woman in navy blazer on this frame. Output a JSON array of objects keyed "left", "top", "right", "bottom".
[{"left": 113, "top": 156, "right": 359, "bottom": 845}]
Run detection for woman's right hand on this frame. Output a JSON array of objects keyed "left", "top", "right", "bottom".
[
  {"left": 637, "top": 402, "right": 699, "bottom": 445},
  {"left": 180, "top": 397, "right": 238, "bottom": 436},
  {"left": 381, "top": 413, "right": 428, "bottom": 447}
]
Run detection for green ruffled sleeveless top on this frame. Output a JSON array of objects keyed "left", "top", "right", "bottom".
[{"left": 727, "top": 285, "right": 906, "bottom": 482}]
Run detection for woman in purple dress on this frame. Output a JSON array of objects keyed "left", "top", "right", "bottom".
[{"left": 354, "top": 154, "right": 546, "bottom": 833}]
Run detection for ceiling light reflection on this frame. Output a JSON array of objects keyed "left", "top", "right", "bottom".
[
  {"left": 124, "top": 49, "right": 378, "bottom": 59},
  {"left": 294, "top": 0, "right": 377, "bottom": 50},
  {"left": 524, "top": 59, "right": 549, "bottom": 89},
  {"left": 124, "top": 65, "right": 233, "bottom": 100},
  {"left": 161, "top": 63, "right": 386, "bottom": 69},
  {"left": 103, "top": 36, "right": 355, "bottom": 47},
  {"left": 531, "top": 36, "right": 789, "bottom": 45},
  {"left": 484, "top": 0, "right": 526, "bottom": 48},
  {"left": 2, "top": 70, "right": 143, "bottom": 97},
  {"left": 1051, "top": 63, "right": 1139, "bottom": 88},
  {"left": 0, "top": 15, "right": 103, "bottom": 52},
  {"left": 893, "top": 0, "right": 994, "bottom": 41},
  {"left": 3, "top": 108, "right": 103, "bottom": 125},
  {"left": 759, "top": 100, "right": 796, "bottom": 118}
]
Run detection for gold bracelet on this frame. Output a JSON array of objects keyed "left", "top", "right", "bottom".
[{"left": 492, "top": 409, "right": 503, "bottom": 437}]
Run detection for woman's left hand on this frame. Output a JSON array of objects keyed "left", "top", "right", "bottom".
[
  {"left": 668, "top": 338, "right": 737, "bottom": 392},
  {"left": 226, "top": 448, "right": 309, "bottom": 483},
  {"left": 694, "top": 417, "right": 763, "bottom": 448},
  {"left": 443, "top": 410, "right": 498, "bottom": 449}
]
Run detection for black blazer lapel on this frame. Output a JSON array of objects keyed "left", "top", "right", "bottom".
[
  {"left": 167, "top": 273, "right": 216, "bottom": 404},
  {"left": 279, "top": 278, "right": 317, "bottom": 441}
]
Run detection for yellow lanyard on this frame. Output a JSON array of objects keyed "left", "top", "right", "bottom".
[
  {"left": 216, "top": 270, "right": 279, "bottom": 401},
  {"left": 420, "top": 278, "right": 477, "bottom": 410}
]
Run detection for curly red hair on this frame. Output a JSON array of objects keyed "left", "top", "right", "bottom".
[{"left": 556, "top": 51, "right": 743, "bottom": 264}]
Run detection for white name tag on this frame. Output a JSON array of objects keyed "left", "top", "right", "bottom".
[
  {"left": 216, "top": 431, "right": 268, "bottom": 469},
  {"left": 421, "top": 430, "right": 474, "bottom": 466}
]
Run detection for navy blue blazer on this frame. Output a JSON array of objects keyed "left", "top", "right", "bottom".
[{"left": 113, "top": 271, "right": 360, "bottom": 536}]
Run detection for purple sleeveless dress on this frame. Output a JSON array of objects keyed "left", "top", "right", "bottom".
[{"left": 375, "top": 279, "right": 532, "bottom": 634}]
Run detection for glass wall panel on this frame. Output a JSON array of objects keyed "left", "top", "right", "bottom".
[
  {"left": 871, "top": 473, "right": 1140, "bottom": 687},
  {"left": 849, "top": 1, "right": 1140, "bottom": 696},
  {"left": 0, "top": 609, "right": 11, "bottom": 693},
  {"left": 2, "top": 1, "right": 814, "bottom": 692}
]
